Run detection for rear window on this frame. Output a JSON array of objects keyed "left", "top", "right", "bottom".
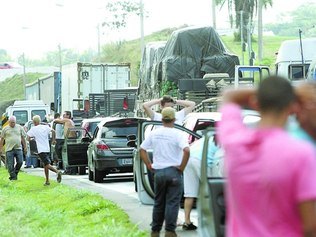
[{"left": 101, "top": 124, "right": 137, "bottom": 139}]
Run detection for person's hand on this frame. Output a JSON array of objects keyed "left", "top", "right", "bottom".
[
  {"left": 23, "top": 147, "right": 27, "bottom": 155},
  {"left": 51, "top": 139, "right": 56, "bottom": 145}
]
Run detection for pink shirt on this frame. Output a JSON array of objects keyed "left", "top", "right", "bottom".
[{"left": 218, "top": 104, "right": 316, "bottom": 237}]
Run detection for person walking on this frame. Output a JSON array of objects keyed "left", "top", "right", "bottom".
[
  {"left": 143, "top": 95, "right": 195, "bottom": 125},
  {"left": 218, "top": 76, "right": 316, "bottom": 237},
  {"left": 0, "top": 116, "right": 27, "bottom": 180},
  {"left": 140, "top": 107, "right": 190, "bottom": 237},
  {"left": 27, "top": 115, "right": 62, "bottom": 186}
]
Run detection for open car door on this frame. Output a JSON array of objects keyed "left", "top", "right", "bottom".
[{"left": 133, "top": 120, "right": 201, "bottom": 205}]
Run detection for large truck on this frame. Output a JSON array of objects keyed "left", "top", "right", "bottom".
[
  {"left": 61, "top": 62, "right": 131, "bottom": 113},
  {"left": 275, "top": 38, "right": 316, "bottom": 80}
]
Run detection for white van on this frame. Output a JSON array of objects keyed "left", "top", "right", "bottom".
[
  {"left": 6, "top": 100, "right": 50, "bottom": 125},
  {"left": 307, "top": 58, "right": 316, "bottom": 80},
  {"left": 275, "top": 38, "right": 316, "bottom": 80}
]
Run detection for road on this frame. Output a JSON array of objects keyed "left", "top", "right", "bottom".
[{"left": 23, "top": 168, "right": 199, "bottom": 237}]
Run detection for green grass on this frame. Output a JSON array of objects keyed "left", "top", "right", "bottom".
[{"left": 0, "top": 167, "right": 147, "bottom": 237}]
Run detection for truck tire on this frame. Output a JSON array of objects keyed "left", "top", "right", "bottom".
[
  {"left": 79, "top": 166, "right": 86, "bottom": 175},
  {"left": 94, "top": 167, "right": 103, "bottom": 183},
  {"left": 88, "top": 168, "right": 93, "bottom": 181}
]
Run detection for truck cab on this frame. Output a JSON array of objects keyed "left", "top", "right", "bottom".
[{"left": 5, "top": 100, "right": 50, "bottom": 125}]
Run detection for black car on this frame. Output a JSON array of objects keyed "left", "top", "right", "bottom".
[{"left": 87, "top": 117, "right": 145, "bottom": 183}]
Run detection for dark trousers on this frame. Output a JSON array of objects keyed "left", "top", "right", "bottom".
[
  {"left": 6, "top": 149, "right": 23, "bottom": 180},
  {"left": 151, "top": 166, "right": 183, "bottom": 232}
]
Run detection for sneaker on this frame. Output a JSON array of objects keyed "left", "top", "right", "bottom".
[
  {"left": 44, "top": 182, "right": 50, "bottom": 186},
  {"left": 24, "top": 166, "right": 31, "bottom": 168},
  {"left": 57, "top": 171, "right": 62, "bottom": 183},
  {"left": 182, "top": 222, "right": 197, "bottom": 230}
]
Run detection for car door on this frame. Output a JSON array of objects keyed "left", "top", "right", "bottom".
[{"left": 133, "top": 120, "right": 201, "bottom": 205}]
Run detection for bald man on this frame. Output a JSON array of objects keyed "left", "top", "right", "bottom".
[{"left": 0, "top": 116, "right": 27, "bottom": 180}]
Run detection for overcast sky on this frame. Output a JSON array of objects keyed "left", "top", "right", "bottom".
[{"left": 0, "top": 0, "right": 311, "bottom": 59}]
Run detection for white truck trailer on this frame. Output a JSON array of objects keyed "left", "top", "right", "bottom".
[{"left": 61, "top": 62, "right": 131, "bottom": 112}]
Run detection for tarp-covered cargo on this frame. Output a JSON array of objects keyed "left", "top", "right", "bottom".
[{"left": 156, "top": 26, "right": 239, "bottom": 84}]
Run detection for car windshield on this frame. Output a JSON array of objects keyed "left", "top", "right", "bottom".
[{"left": 101, "top": 125, "right": 137, "bottom": 139}]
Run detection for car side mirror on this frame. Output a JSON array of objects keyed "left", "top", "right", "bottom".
[
  {"left": 127, "top": 134, "right": 136, "bottom": 141},
  {"left": 127, "top": 140, "right": 136, "bottom": 148}
]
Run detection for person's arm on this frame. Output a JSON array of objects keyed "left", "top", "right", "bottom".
[
  {"left": 177, "top": 147, "right": 190, "bottom": 172},
  {"left": 142, "top": 99, "right": 161, "bottom": 119},
  {"left": 51, "top": 129, "right": 56, "bottom": 145},
  {"left": 54, "top": 118, "right": 67, "bottom": 124},
  {"left": 0, "top": 137, "right": 4, "bottom": 153},
  {"left": 139, "top": 148, "right": 153, "bottom": 171},
  {"left": 177, "top": 99, "right": 196, "bottom": 116},
  {"left": 299, "top": 200, "right": 316, "bottom": 237},
  {"left": 222, "top": 88, "right": 257, "bottom": 108}
]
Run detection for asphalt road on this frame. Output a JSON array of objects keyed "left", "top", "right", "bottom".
[{"left": 22, "top": 167, "right": 199, "bottom": 237}]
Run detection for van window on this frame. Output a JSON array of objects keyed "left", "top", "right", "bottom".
[
  {"left": 13, "top": 110, "right": 28, "bottom": 125},
  {"left": 31, "top": 110, "right": 47, "bottom": 122},
  {"left": 289, "top": 64, "right": 310, "bottom": 80}
]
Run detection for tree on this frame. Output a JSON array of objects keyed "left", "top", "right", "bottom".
[
  {"left": 0, "top": 49, "right": 12, "bottom": 62},
  {"left": 102, "top": 0, "right": 141, "bottom": 30},
  {"left": 217, "top": 0, "right": 272, "bottom": 41}
]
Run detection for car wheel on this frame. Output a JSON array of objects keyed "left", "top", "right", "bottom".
[
  {"left": 79, "top": 166, "right": 86, "bottom": 175},
  {"left": 88, "top": 167, "right": 93, "bottom": 181},
  {"left": 94, "top": 166, "right": 103, "bottom": 183}
]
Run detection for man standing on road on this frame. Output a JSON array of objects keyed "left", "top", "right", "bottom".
[
  {"left": 27, "top": 115, "right": 62, "bottom": 186},
  {"left": 140, "top": 107, "right": 190, "bottom": 237},
  {"left": 143, "top": 95, "right": 195, "bottom": 125},
  {"left": 218, "top": 76, "right": 316, "bottom": 236},
  {"left": 0, "top": 116, "right": 27, "bottom": 180},
  {"left": 51, "top": 113, "right": 64, "bottom": 169}
]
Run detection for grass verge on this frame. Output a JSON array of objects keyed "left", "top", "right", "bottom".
[{"left": 0, "top": 167, "right": 147, "bottom": 237}]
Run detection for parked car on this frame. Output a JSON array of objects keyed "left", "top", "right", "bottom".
[
  {"left": 87, "top": 117, "right": 145, "bottom": 183},
  {"left": 198, "top": 110, "right": 260, "bottom": 237}
]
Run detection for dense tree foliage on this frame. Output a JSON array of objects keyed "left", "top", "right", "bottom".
[{"left": 265, "top": 3, "right": 316, "bottom": 37}]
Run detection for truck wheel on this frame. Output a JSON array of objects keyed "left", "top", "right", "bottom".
[
  {"left": 79, "top": 166, "right": 86, "bottom": 175},
  {"left": 88, "top": 168, "right": 93, "bottom": 181},
  {"left": 94, "top": 167, "right": 103, "bottom": 183}
]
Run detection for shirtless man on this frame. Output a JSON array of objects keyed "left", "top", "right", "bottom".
[{"left": 54, "top": 111, "right": 76, "bottom": 138}]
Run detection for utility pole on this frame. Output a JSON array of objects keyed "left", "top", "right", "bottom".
[
  {"left": 140, "top": 0, "right": 145, "bottom": 56},
  {"left": 240, "top": 11, "right": 244, "bottom": 65},
  {"left": 22, "top": 53, "right": 26, "bottom": 100},
  {"left": 258, "top": 0, "right": 263, "bottom": 62},
  {"left": 97, "top": 24, "right": 101, "bottom": 62},
  {"left": 212, "top": 0, "right": 216, "bottom": 29},
  {"left": 58, "top": 44, "right": 62, "bottom": 73}
]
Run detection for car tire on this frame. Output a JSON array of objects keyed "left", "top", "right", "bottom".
[
  {"left": 94, "top": 166, "right": 103, "bottom": 183},
  {"left": 88, "top": 167, "right": 93, "bottom": 181},
  {"left": 79, "top": 166, "right": 86, "bottom": 175}
]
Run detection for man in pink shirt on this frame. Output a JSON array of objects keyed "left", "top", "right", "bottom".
[{"left": 218, "top": 76, "right": 316, "bottom": 237}]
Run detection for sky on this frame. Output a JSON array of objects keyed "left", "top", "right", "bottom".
[{"left": 0, "top": 0, "right": 312, "bottom": 60}]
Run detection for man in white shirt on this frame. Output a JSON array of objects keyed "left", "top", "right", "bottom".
[
  {"left": 27, "top": 115, "right": 62, "bottom": 186},
  {"left": 143, "top": 95, "right": 195, "bottom": 125},
  {"left": 140, "top": 107, "right": 190, "bottom": 237}
]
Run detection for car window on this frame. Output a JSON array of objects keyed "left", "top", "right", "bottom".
[
  {"left": 101, "top": 125, "right": 137, "bottom": 139},
  {"left": 13, "top": 110, "right": 28, "bottom": 125}
]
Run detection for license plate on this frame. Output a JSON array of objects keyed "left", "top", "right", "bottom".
[{"left": 121, "top": 158, "right": 132, "bottom": 165}]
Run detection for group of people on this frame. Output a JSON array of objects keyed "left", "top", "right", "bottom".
[
  {"left": 0, "top": 110, "right": 76, "bottom": 185},
  {"left": 140, "top": 77, "right": 316, "bottom": 237}
]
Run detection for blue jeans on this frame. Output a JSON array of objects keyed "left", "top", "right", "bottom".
[
  {"left": 6, "top": 149, "right": 23, "bottom": 180},
  {"left": 151, "top": 166, "right": 183, "bottom": 232}
]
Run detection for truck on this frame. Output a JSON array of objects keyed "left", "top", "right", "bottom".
[
  {"left": 5, "top": 100, "right": 50, "bottom": 125},
  {"left": 135, "top": 26, "right": 240, "bottom": 116},
  {"left": 275, "top": 38, "right": 316, "bottom": 80},
  {"left": 61, "top": 62, "right": 131, "bottom": 113}
]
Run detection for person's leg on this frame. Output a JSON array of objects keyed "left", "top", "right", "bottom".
[
  {"left": 184, "top": 198, "right": 194, "bottom": 224},
  {"left": 151, "top": 169, "right": 166, "bottom": 233},
  {"left": 41, "top": 152, "right": 62, "bottom": 183},
  {"left": 44, "top": 164, "right": 50, "bottom": 183},
  {"left": 25, "top": 154, "right": 32, "bottom": 167},
  {"left": 6, "top": 150, "right": 16, "bottom": 180},
  {"left": 164, "top": 167, "right": 183, "bottom": 233},
  {"left": 14, "top": 150, "right": 23, "bottom": 176}
]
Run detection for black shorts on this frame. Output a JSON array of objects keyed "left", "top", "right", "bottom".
[{"left": 38, "top": 153, "right": 51, "bottom": 166}]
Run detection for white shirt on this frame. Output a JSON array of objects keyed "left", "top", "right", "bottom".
[
  {"left": 27, "top": 125, "right": 52, "bottom": 153},
  {"left": 153, "top": 110, "right": 185, "bottom": 125},
  {"left": 140, "top": 126, "right": 189, "bottom": 169}
]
